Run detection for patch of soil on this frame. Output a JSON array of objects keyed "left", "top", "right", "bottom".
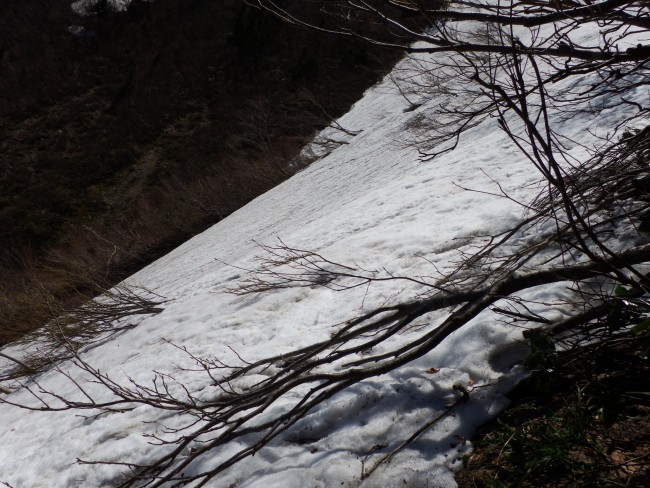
[{"left": 457, "top": 334, "right": 650, "bottom": 487}]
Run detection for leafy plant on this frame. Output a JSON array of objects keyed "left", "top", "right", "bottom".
[{"left": 523, "top": 331, "right": 556, "bottom": 370}]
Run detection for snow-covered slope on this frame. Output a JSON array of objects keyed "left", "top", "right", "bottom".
[{"left": 0, "top": 48, "right": 643, "bottom": 487}]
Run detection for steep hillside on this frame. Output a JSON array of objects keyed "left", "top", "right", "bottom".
[
  {"left": 0, "top": 0, "right": 399, "bottom": 344},
  {"left": 0, "top": 2, "right": 648, "bottom": 487},
  {"left": 1, "top": 29, "right": 647, "bottom": 486}
]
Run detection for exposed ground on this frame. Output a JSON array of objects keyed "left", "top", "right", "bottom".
[
  {"left": 0, "top": 0, "right": 400, "bottom": 345},
  {"left": 457, "top": 331, "right": 650, "bottom": 488}
]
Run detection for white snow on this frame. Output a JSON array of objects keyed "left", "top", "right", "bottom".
[{"left": 1, "top": 18, "right": 647, "bottom": 488}]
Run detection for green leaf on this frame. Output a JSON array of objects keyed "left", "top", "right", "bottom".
[
  {"left": 524, "top": 331, "right": 556, "bottom": 369},
  {"left": 614, "top": 285, "right": 630, "bottom": 297},
  {"left": 631, "top": 319, "right": 650, "bottom": 335},
  {"left": 626, "top": 391, "right": 650, "bottom": 398}
]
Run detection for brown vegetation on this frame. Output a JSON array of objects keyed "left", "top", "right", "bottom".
[
  {"left": 0, "top": 0, "right": 400, "bottom": 346},
  {"left": 457, "top": 331, "right": 650, "bottom": 488}
]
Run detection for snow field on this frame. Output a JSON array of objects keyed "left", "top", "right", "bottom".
[{"left": 1, "top": 22, "right": 647, "bottom": 487}]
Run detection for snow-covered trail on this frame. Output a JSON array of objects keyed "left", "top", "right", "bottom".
[{"left": 0, "top": 46, "right": 642, "bottom": 487}]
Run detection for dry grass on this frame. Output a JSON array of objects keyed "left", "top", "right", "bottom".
[
  {"left": 0, "top": 265, "right": 166, "bottom": 381},
  {"left": 457, "top": 330, "right": 650, "bottom": 488}
]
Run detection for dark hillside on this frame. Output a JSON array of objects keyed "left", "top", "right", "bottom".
[{"left": 0, "top": 0, "right": 400, "bottom": 344}]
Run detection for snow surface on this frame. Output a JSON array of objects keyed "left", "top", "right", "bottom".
[{"left": 1, "top": 23, "right": 647, "bottom": 488}]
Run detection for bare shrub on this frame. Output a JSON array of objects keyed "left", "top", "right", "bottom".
[
  {"left": 2, "top": 2, "right": 649, "bottom": 486},
  {"left": 0, "top": 264, "right": 165, "bottom": 381}
]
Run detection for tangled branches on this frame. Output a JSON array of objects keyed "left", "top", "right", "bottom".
[
  {"left": 1, "top": 1, "right": 649, "bottom": 486},
  {"left": 0, "top": 282, "right": 165, "bottom": 382},
  {"left": 3, "top": 124, "right": 650, "bottom": 485},
  {"left": 4, "top": 239, "right": 650, "bottom": 486}
]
